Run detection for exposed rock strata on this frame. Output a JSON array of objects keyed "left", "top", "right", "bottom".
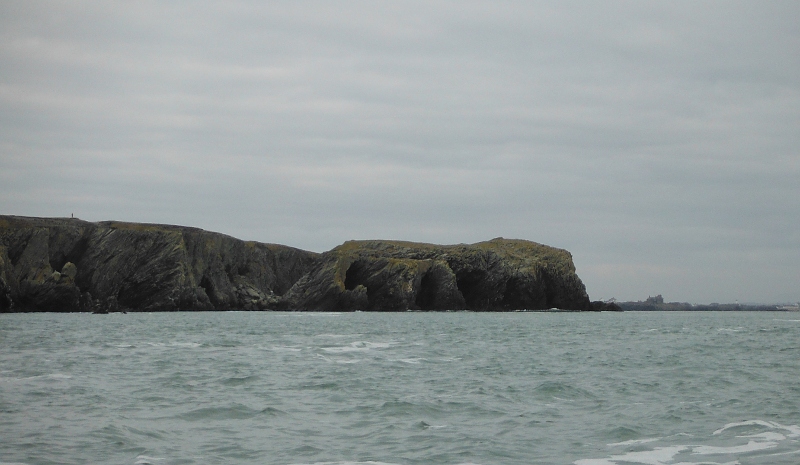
[
  {"left": 0, "top": 216, "right": 319, "bottom": 312},
  {"left": 278, "top": 239, "right": 591, "bottom": 311},
  {"left": 1, "top": 216, "right": 592, "bottom": 312}
]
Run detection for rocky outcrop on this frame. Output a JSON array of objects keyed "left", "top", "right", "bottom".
[
  {"left": 589, "top": 300, "right": 623, "bottom": 312},
  {"left": 279, "top": 239, "right": 591, "bottom": 311},
  {"left": 0, "top": 216, "right": 593, "bottom": 312},
  {"left": 0, "top": 216, "right": 319, "bottom": 312}
]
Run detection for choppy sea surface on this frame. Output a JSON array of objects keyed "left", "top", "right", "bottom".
[{"left": 1, "top": 311, "right": 799, "bottom": 465}]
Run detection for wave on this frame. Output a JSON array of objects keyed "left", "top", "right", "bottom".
[
  {"left": 288, "top": 462, "right": 401, "bottom": 465},
  {"left": 1, "top": 373, "right": 72, "bottom": 382},
  {"left": 177, "top": 403, "right": 282, "bottom": 421},
  {"left": 575, "top": 420, "right": 800, "bottom": 465},
  {"left": 532, "top": 381, "right": 597, "bottom": 401},
  {"left": 145, "top": 341, "right": 202, "bottom": 349},
  {"left": 221, "top": 374, "right": 259, "bottom": 386},
  {"left": 133, "top": 455, "right": 165, "bottom": 465},
  {"left": 388, "top": 357, "right": 426, "bottom": 364},
  {"left": 607, "top": 438, "right": 660, "bottom": 447},
  {"left": 320, "top": 341, "right": 393, "bottom": 353},
  {"left": 262, "top": 345, "right": 303, "bottom": 352}
]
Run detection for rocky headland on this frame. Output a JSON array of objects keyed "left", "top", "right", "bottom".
[{"left": 1, "top": 216, "right": 598, "bottom": 312}]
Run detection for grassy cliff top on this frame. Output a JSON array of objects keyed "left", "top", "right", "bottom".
[{"left": 331, "top": 238, "right": 576, "bottom": 273}]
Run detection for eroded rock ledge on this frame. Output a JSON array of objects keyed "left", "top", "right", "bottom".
[{"left": 1, "top": 216, "right": 592, "bottom": 312}]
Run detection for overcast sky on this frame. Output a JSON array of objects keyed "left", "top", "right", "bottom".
[{"left": 2, "top": 1, "right": 798, "bottom": 304}]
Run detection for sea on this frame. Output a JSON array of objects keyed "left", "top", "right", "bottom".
[{"left": 1, "top": 311, "right": 799, "bottom": 465}]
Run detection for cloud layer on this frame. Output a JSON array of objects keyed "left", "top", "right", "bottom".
[{"left": 2, "top": 1, "right": 798, "bottom": 303}]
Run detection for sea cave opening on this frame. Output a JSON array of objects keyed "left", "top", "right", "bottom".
[
  {"left": 501, "top": 277, "right": 526, "bottom": 310},
  {"left": 414, "top": 272, "right": 438, "bottom": 310},
  {"left": 456, "top": 269, "right": 486, "bottom": 310},
  {"left": 344, "top": 261, "right": 366, "bottom": 291}
]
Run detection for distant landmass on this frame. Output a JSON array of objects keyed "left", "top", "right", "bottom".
[
  {"left": 0, "top": 215, "right": 606, "bottom": 313},
  {"left": 615, "top": 294, "right": 796, "bottom": 312}
]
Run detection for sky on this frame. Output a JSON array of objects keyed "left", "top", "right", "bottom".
[{"left": 1, "top": 1, "right": 798, "bottom": 304}]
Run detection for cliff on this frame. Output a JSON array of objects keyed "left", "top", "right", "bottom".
[
  {"left": 279, "top": 239, "right": 591, "bottom": 311},
  {"left": 0, "top": 216, "right": 592, "bottom": 312},
  {"left": 0, "top": 216, "right": 319, "bottom": 312}
]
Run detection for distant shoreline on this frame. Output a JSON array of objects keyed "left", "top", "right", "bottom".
[
  {"left": 616, "top": 301, "right": 797, "bottom": 312},
  {"left": 2, "top": 307, "right": 798, "bottom": 314}
]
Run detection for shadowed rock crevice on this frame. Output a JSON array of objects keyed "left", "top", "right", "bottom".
[
  {"left": 501, "top": 277, "right": 525, "bottom": 310},
  {"left": 415, "top": 272, "right": 438, "bottom": 310},
  {"left": 344, "top": 260, "right": 367, "bottom": 291},
  {"left": 199, "top": 275, "right": 215, "bottom": 304},
  {"left": 456, "top": 269, "right": 489, "bottom": 310}
]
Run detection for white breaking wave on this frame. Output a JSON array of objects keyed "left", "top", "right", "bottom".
[
  {"left": 607, "top": 438, "right": 661, "bottom": 447},
  {"left": 713, "top": 420, "right": 800, "bottom": 438},
  {"left": 134, "top": 456, "right": 166, "bottom": 465},
  {"left": 146, "top": 341, "right": 201, "bottom": 349},
  {"left": 264, "top": 345, "right": 303, "bottom": 352},
  {"left": 2, "top": 373, "right": 73, "bottom": 382},
  {"left": 389, "top": 357, "right": 426, "bottom": 364},
  {"left": 576, "top": 420, "right": 800, "bottom": 465},
  {"left": 320, "top": 341, "right": 393, "bottom": 353},
  {"left": 315, "top": 354, "right": 362, "bottom": 364}
]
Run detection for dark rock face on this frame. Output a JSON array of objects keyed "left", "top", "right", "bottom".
[
  {"left": 590, "top": 300, "right": 623, "bottom": 312},
  {"left": 1, "top": 216, "right": 593, "bottom": 312},
  {"left": 279, "top": 239, "right": 591, "bottom": 311},
  {"left": 0, "top": 216, "right": 319, "bottom": 312}
]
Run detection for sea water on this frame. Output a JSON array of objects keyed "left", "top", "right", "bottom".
[{"left": 1, "top": 311, "right": 798, "bottom": 465}]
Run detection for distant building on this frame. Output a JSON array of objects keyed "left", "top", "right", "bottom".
[{"left": 646, "top": 294, "right": 664, "bottom": 304}]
